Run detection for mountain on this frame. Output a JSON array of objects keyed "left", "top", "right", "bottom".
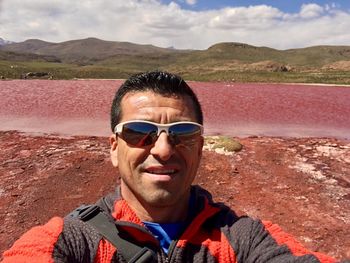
[
  {"left": 0, "top": 37, "right": 185, "bottom": 64},
  {"left": 0, "top": 50, "right": 61, "bottom": 62},
  {"left": 0, "top": 37, "right": 14, "bottom": 46},
  {"left": 1, "top": 37, "right": 349, "bottom": 83},
  {"left": 174, "top": 42, "right": 350, "bottom": 67},
  {"left": 1, "top": 38, "right": 350, "bottom": 68}
]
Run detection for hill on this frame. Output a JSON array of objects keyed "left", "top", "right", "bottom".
[
  {"left": 0, "top": 50, "right": 60, "bottom": 62},
  {"left": 0, "top": 38, "right": 349, "bottom": 84},
  {"left": 0, "top": 37, "right": 185, "bottom": 64},
  {"left": 169, "top": 42, "right": 350, "bottom": 69},
  {"left": 0, "top": 37, "right": 14, "bottom": 46}
]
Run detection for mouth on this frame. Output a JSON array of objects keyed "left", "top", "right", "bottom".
[{"left": 144, "top": 166, "right": 179, "bottom": 181}]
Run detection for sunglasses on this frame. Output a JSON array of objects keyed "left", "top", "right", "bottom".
[{"left": 114, "top": 120, "right": 203, "bottom": 147}]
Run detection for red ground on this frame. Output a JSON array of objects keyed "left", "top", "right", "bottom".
[
  {"left": 0, "top": 80, "right": 349, "bottom": 260},
  {"left": 0, "top": 132, "right": 349, "bottom": 260}
]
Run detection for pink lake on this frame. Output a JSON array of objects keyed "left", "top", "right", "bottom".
[{"left": 0, "top": 80, "right": 349, "bottom": 139}]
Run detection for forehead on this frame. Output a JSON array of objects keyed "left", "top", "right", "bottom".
[{"left": 120, "top": 91, "right": 197, "bottom": 122}]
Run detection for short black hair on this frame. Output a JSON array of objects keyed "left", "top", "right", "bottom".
[{"left": 110, "top": 71, "right": 203, "bottom": 132}]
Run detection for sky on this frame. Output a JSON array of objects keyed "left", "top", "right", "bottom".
[{"left": 0, "top": 0, "right": 350, "bottom": 50}]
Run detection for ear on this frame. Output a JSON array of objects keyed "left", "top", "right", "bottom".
[{"left": 110, "top": 134, "right": 119, "bottom": 167}]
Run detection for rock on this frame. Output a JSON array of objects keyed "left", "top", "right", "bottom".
[{"left": 20, "top": 72, "right": 52, "bottom": 79}]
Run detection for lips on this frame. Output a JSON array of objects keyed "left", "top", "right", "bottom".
[
  {"left": 145, "top": 166, "right": 178, "bottom": 175},
  {"left": 143, "top": 165, "right": 180, "bottom": 180}
]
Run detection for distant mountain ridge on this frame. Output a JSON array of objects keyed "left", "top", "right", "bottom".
[
  {"left": 1, "top": 37, "right": 349, "bottom": 67},
  {"left": 0, "top": 37, "right": 14, "bottom": 46},
  {"left": 1, "top": 37, "right": 350, "bottom": 83},
  {"left": 0, "top": 37, "right": 186, "bottom": 64}
]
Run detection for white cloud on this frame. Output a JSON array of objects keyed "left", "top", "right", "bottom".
[
  {"left": 208, "top": 5, "right": 283, "bottom": 30},
  {"left": 185, "top": 0, "right": 196, "bottom": 5},
  {"left": 299, "top": 3, "right": 324, "bottom": 18},
  {"left": 0, "top": 1, "right": 349, "bottom": 50}
]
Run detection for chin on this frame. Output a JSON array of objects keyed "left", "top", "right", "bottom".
[{"left": 143, "top": 190, "right": 182, "bottom": 207}]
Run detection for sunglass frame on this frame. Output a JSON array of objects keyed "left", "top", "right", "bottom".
[{"left": 114, "top": 120, "right": 204, "bottom": 136}]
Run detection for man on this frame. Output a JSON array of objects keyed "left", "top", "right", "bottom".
[{"left": 2, "top": 71, "right": 347, "bottom": 262}]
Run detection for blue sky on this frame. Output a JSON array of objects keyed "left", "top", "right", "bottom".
[
  {"left": 1, "top": 0, "right": 350, "bottom": 50},
  {"left": 164, "top": 0, "right": 350, "bottom": 12}
]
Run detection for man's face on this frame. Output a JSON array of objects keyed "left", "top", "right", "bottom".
[{"left": 110, "top": 91, "right": 203, "bottom": 208}]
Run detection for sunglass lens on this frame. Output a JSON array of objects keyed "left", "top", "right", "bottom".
[
  {"left": 122, "top": 122, "right": 157, "bottom": 146},
  {"left": 169, "top": 123, "right": 201, "bottom": 145}
]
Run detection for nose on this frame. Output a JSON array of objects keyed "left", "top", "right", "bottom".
[{"left": 150, "top": 131, "right": 175, "bottom": 161}]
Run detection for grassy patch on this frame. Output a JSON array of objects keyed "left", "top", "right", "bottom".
[
  {"left": 1, "top": 59, "right": 350, "bottom": 84},
  {"left": 204, "top": 136, "right": 243, "bottom": 154},
  {"left": 174, "top": 69, "right": 350, "bottom": 84}
]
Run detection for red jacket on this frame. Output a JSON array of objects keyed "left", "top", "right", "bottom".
[{"left": 2, "top": 186, "right": 340, "bottom": 263}]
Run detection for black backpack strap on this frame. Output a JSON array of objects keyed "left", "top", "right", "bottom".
[{"left": 70, "top": 205, "right": 157, "bottom": 263}]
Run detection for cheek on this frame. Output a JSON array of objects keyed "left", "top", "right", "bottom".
[
  {"left": 179, "top": 138, "right": 202, "bottom": 156},
  {"left": 118, "top": 144, "right": 149, "bottom": 171},
  {"left": 178, "top": 145, "right": 202, "bottom": 168}
]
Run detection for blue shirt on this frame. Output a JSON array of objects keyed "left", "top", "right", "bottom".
[
  {"left": 143, "top": 221, "right": 186, "bottom": 254},
  {"left": 143, "top": 192, "right": 196, "bottom": 254}
]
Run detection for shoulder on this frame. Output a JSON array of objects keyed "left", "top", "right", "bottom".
[
  {"left": 3, "top": 215, "right": 103, "bottom": 262},
  {"left": 10, "top": 216, "right": 65, "bottom": 246},
  {"left": 2, "top": 217, "right": 65, "bottom": 262},
  {"left": 3, "top": 201, "right": 114, "bottom": 263},
  {"left": 3, "top": 188, "right": 122, "bottom": 262},
  {"left": 214, "top": 214, "right": 337, "bottom": 263}
]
